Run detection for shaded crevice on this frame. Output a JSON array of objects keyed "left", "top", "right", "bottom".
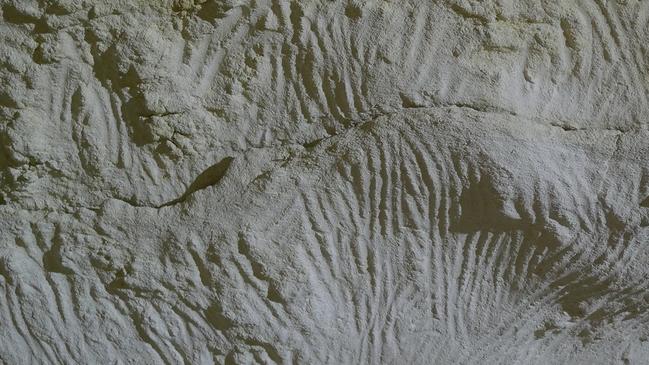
[
  {"left": 301, "top": 137, "right": 326, "bottom": 149},
  {"left": 399, "top": 92, "right": 518, "bottom": 116},
  {"left": 140, "top": 111, "right": 183, "bottom": 119},
  {"left": 157, "top": 156, "right": 234, "bottom": 208},
  {"left": 111, "top": 156, "right": 234, "bottom": 209},
  {"left": 550, "top": 122, "right": 629, "bottom": 134},
  {"left": 448, "top": 4, "right": 490, "bottom": 24},
  {"left": 434, "top": 101, "right": 518, "bottom": 116}
]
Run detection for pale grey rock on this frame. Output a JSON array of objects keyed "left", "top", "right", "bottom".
[{"left": 1, "top": 0, "right": 649, "bottom": 364}]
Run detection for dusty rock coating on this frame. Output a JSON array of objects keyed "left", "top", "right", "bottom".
[{"left": 1, "top": 0, "right": 649, "bottom": 363}]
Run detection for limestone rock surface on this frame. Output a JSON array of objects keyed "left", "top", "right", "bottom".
[{"left": 1, "top": 0, "right": 649, "bottom": 364}]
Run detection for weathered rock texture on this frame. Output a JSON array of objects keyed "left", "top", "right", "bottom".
[{"left": 1, "top": 0, "right": 649, "bottom": 364}]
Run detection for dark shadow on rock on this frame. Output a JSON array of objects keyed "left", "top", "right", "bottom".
[{"left": 159, "top": 156, "right": 234, "bottom": 207}]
